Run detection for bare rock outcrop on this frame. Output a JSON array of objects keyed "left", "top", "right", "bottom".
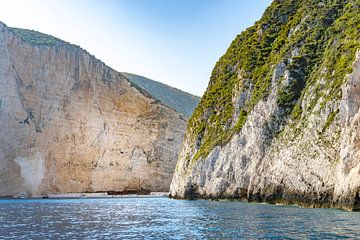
[{"left": 0, "top": 22, "right": 186, "bottom": 196}]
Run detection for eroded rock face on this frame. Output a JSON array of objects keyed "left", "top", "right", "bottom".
[
  {"left": 171, "top": 51, "right": 360, "bottom": 210},
  {"left": 170, "top": 0, "right": 360, "bottom": 210},
  {"left": 0, "top": 22, "right": 186, "bottom": 196}
]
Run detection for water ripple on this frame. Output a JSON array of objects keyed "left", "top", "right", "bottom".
[{"left": 0, "top": 198, "right": 360, "bottom": 239}]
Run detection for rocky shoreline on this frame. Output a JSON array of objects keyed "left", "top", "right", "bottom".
[
  {"left": 170, "top": 195, "right": 357, "bottom": 212},
  {"left": 5, "top": 192, "right": 169, "bottom": 199}
]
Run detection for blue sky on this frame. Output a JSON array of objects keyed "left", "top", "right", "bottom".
[{"left": 1, "top": 0, "right": 271, "bottom": 96}]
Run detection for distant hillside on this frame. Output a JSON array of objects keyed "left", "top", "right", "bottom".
[
  {"left": 8, "top": 27, "right": 200, "bottom": 117},
  {"left": 123, "top": 73, "right": 200, "bottom": 117}
]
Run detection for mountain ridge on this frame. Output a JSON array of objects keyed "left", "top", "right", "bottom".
[
  {"left": 123, "top": 72, "right": 200, "bottom": 117},
  {"left": 5, "top": 22, "right": 199, "bottom": 117}
]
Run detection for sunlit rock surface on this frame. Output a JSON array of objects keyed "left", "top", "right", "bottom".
[{"left": 0, "top": 22, "right": 187, "bottom": 196}]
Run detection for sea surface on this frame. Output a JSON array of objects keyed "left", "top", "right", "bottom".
[{"left": 0, "top": 197, "right": 359, "bottom": 239}]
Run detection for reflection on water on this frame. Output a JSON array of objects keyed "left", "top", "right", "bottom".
[{"left": 0, "top": 198, "right": 359, "bottom": 239}]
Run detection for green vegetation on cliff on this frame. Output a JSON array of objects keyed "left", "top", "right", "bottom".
[
  {"left": 187, "top": 0, "right": 360, "bottom": 162},
  {"left": 123, "top": 73, "right": 200, "bottom": 117},
  {"left": 10, "top": 28, "right": 74, "bottom": 47}
]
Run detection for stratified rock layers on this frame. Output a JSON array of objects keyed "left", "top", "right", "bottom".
[{"left": 0, "top": 22, "right": 186, "bottom": 196}]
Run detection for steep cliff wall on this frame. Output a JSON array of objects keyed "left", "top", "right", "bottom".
[
  {"left": 170, "top": 0, "right": 360, "bottom": 210},
  {"left": 0, "top": 22, "right": 187, "bottom": 196}
]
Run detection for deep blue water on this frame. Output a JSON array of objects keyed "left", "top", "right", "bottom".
[{"left": 0, "top": 198, "right": 360, "bottom": 239}]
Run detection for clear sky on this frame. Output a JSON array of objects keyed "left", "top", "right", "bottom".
[{"left": 0, "top": 0, "right": 271, "bottom": 96}]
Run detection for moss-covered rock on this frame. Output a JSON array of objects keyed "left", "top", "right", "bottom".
[
  {"left": 184, "top": 0, "right": 360, "bottom": 162},
  {"left": 171, "top": 0, "right": 360, "bottom": 211}
]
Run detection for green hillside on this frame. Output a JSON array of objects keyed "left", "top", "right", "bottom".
[
  {"left": 123, "top": 73, "right": 200, "bottom": 117},
  {"left": 186, "top": 0, "right": 360, "bottom": 161},
  {"left": 9, "top": 28, "right": 76, "bottom": 47}
]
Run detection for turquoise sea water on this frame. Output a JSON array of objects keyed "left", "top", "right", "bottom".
[{"left": 0, "top": 198, "right": 359, "bottom": 239}]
